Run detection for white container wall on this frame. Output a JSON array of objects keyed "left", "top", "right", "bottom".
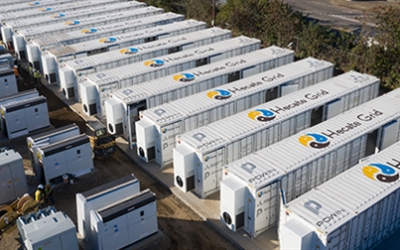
[
  {"left": 76, "top": 174, "right": 140, "bottom": 243},
  {"left": 0, "top": 150, "right": 29, "bottom": 204},
  {"left": 90, "top": 189, "right": 157, "bottom": 250},
  {"left": 0, "top": 96, "right": 50, "bottom": 139},
  {"left": 174, "top": 71, "right": 379, "bottom": 198},
  {"left": 220, "top": 87, "right": 400, "bottom": 238},
  {"left": 26, "top": 124, "right": 80, "bottom": 180},
  {"left": 108, "top": 46, "right": 294, "bottom": 147},
  {"left": 28, "top": 12, "right": 185, "bottom": 73},
  {"left": 61, "top": 27, "right": 230, "bottom": 100},
  {"left": 37, "top": 134, "right": 93, "bottom": 184},
  {"left": 279, "top": 141, "right": 400, "bottom": 250},
  {"left": 82, "top": 36, "right": 261, "bottom": 120},
  {"left": 136, "top": 57, "right": 333, "bottom": 167}
]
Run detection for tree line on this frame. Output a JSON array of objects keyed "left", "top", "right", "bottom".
[{"left": 139, "top": 0, "right": 400, "bottom": 89}]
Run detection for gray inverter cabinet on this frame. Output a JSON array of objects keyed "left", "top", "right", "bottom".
[
  {"left": 37, "top": 134, "right": 93, "bottom": 184},
  {"left": 0, "top": 54, "right": 18, "bottom": 98},
  {"left": 0, "top": 96, "right": 50, "bottom": 139},
  {"left": 76, "top": 174, "right": 140, "bottom": 244},
  {"left": 0, "top": 89, "right": 39, "bottom": 131},
  {"left": 27, "top": 124, "right": 80, "bottom": 178},
  {"left": 90, "top": 189, "right": 157, "bottom": 250},
  {"left": 17, "top": 207, "right": 79, "bottom": 250},
  {"left": 0, "top": 149, "right": 28, "bottom": 204}
]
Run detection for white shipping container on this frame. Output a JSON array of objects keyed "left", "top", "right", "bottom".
[
  {"left": 0, "top": 96, "right": 50, "bottom": 139},
  {"left": 82, "top": 36, "right": 261, "bottom": 120},
  {"left": 220, "top": 87, "right": 400, "bottom": 238},
  {"left": 27, "top": 12, "right": 185, "bottom": 73},
  {"left": 136, "top": 57, "right": 333, "bottom": 167},
  {"left": 37, "top": 134, "right": 93, "bottom": 185},
  {"left": 175, "top": 71, "right": 379, "bottom": 198},
  {"left": 0, "top": 0, "right": 83, "bottom": 14},
  {"left": 76, "top": 174, "right": 140, "bottom": 243},
  {"left": 107, "top": 46, "right": 294, "bottom": 147},
  {"left": 2, "top": 0, "right": 39, "bottom": 6},
  {"left": 90, "top": 189, "right": 157, "bottom": 250},
  {"left": 279, "top": 141, "right": 400, "bottom": 250},
  {"left": 26, "top": 124, "right": 80, "bottom": 180},
  {"left": 61, "top": 27, "right": 230, "bottom": 100}
]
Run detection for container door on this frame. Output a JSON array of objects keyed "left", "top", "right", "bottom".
[
  {"left": 280, "top": 81, "right": 299, "bottom": 96},
  {"left": 241, "top": 65, "right": 258, "bottom": 79},
  {"left": 0, "top": 166, "right": 15, "bottom": 202},
  {"left": 324, "top": 98, "right": 343, "bottom": 120},
  {"left": 379, "top": 120, "right": 399, "bottom": 151},
  {"left": 365, "top": 129, "right": 379, "bottom": 156}
]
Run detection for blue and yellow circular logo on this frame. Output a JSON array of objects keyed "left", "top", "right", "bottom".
[
  {"left": 81, "top": 28, "right": 98, "bottom": 34},
  {"left": 65, "top": 20, "right": 80, "bottom": 26},
  {"left": 248, "top": 109, "right": 275, "bottom": 122},
  {"left": 144, "top": 59, "right": 164, "bottom": 67},
  {"left": 120, "top": 47, "right": 139, "bottom": 54},
  {"left": 299, "top": 133, "right": 330, "bottom": 149},
  {"left": 99, "top": 37, "right": 117, "bottom": 43},
  {"left": 362, "top": 163, "right": 399, "bottom": 183},
  {"left": 207, "top": 89, "right": 231, "bottom": 100},
  {"left": 28, "top": 1, "right": 40, "bottom": 5},
  {"left": 51, "top": 13, "right": 66, "bottom": 19},
  {"left": 173, "top": 73, "right": 195, "bottom": 82},
  {"left": 39, "top": 7, "right": 52, "bottom": 11}
]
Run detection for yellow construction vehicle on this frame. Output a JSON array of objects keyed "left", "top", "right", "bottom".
[
  {"left": 0, "top": 195, "right": 38, "bottom": 238},
  {"left": 86, "top": 120, "right": 116, "bottom": 159}
]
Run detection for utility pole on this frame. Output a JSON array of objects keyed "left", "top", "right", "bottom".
[{"left": 212, "top": 0, "right": 216, "bottom": 26}]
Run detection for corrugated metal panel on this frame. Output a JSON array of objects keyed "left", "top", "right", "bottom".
[
  {"left": 64, "top": 27, "right": 231, "bottom": 71},
  {"left": 142, "top": 57, "right": 333, "bottom": 127},
  {"left": 86, "top": 36, "right": 260, "bottom": 86},
  {"left": 112, "top": 46, "right": 293, "bottom": 105},
  {"left": 178, "top": 71, "right": 379, "bottom": 154},
  {"left": 285, "top": 189, "right": 353, "bottom": 233},
  {"left": 6, "top": 0, "right": 146, "bottom": 30},
  {"left": 33, "top": 12, "right": 184, "bottom": 48}
]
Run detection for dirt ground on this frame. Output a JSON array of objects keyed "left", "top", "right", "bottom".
[{"left": 0, "top": 67, "right": 237, "bottom": 250}]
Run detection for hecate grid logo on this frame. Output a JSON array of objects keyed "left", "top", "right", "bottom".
[
  {"left": 99, "top": 37, "right": 117, "bottom": 43},
  {"left": 120, "top": 47, "right": 139, "bottom": 55},
  {"left": 206, "top": 89, "right": 231, "bottom": 100},
  {"left": 39, "top": 7, "right": 52, "bottom": 11},
  {"left": 248, "top": 109, "right": 276, "bottom": 122},
  {"left": 65, "top": 20, "right": 80, "bottom": 26},
  {"left": 173, "top": 73, "right": 195, "bottom": 82},
  {"left": 81, "top": 28, "right": 98, "bottom": 34},
  {"left": 299, "top": 133, "right": 330, "bottom": 149},
  {"left": 51, "top": 13, "right": 66, "bottom": 19},
  {"left": 144, "top": 59, "right": 164, "bottom": 67},
  {"left": 28, "top": 1, "right": 40, "bottom": 5},
  {"left": 362, "top": 163, "right": 399, "bottom": 183}
]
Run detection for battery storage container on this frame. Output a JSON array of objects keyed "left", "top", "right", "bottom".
[
  {"left": 82, "top": 36, "right": 261, "bottom": 120},
  {"left": 12, "top": 1, "right": 148, "bottom": 60},
  {"left": 220, "top": 87, "right": 400, "bottom": 238},
  {"left": 61, "top": 27, "right": 230, "bottom": 100},
  {"left": 36, "top": 134, "right": 93, "bottom": 184},
  {"left": 279, "top": 140, "right": 400, "bottom": 250},
  {"left": 136, "top": 57, "right": 333, "bottom": 167},
  {"left": 0, "top": 149, "right": 29, "bottom": 204},
  {"left": 17, "top": 207, "right": 78, "bottom": 250},
  {"left": 107, "top": 46, "right": 294, "bottom": 147},
  {"left": 0, "top": 0, "right": 83, "bottom": 14},
  {"left": 0, "top": 96, "right": 50, "bottom": 139},
  {"left": 76, "top": 174, "right": 140, "bottom": 243},
  {"left": 90, "top": 189, "right": 157, "bottom": 250},
  {"left": 175, "top": 71, "right": 379, "bottom": 198},
  {"left": 27, "top": 12, "right": 185, "bottom": 74},
  {"left": 26, "top": 124, "right": 80, "bottom": 179}
]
